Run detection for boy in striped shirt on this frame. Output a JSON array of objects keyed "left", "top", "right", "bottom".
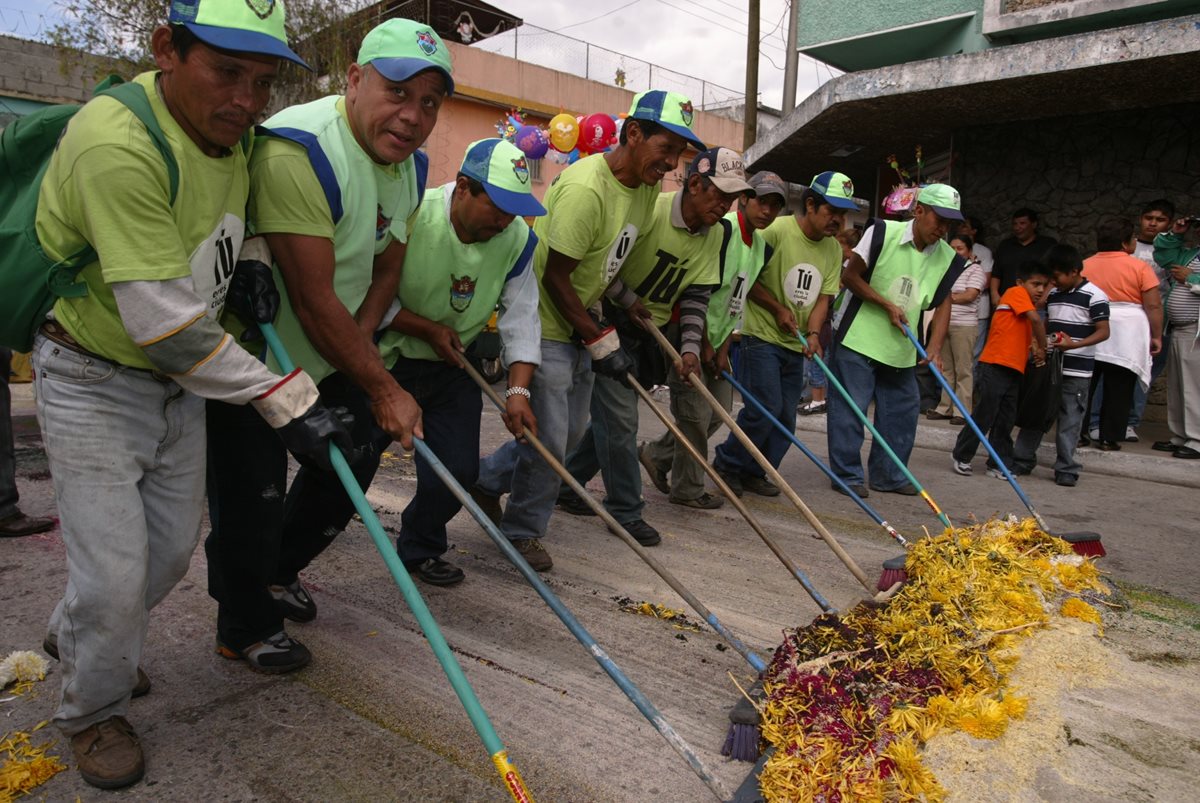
[{"left": 1012, "top": 245, "right": 1110, "bottom": 486}]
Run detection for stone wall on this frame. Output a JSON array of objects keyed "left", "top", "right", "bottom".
[
  {"left": 954, "top": 102, "right": 1200, "bottom": 251},
  {"left": 0, "top": 35, "right": 100, "bottom": 105}
]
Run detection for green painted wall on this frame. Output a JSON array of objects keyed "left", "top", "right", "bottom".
[{"left": 794, "top": 0, "right": 982, "bottom": 49}]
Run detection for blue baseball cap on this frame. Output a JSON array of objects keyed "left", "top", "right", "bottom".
[
  {"left": 809, "top": 171, "right": 859, "bottom": 210},
  {"left": 460, "top": 139, "right": 547, "bottom": 217},
  {"left": 168, "top": 0, "right": 310, "bottom": 69},
  {"left": 628, "top": 90, "right": 706, "bottom": 150}
]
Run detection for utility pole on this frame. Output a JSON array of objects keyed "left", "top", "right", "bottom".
[
  {"left": 743, "top": 0, "right": 759, "bottom": 150},
  {"left": 782, "top": 0, "right": 800, "bottom": 113}
]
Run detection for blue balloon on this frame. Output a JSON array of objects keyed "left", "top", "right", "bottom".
[{"left": 567, "top": 147, "right": 580, "bottom": 165}]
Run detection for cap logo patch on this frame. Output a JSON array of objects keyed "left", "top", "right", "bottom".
[
  {"left": 450, "top": 274, "right": 477, "bottom": 312},
  {"left": 512, "top": 157, "right": 529, "bottom": 185},
  {"left": 245, "top": 0, "right": 276, "bottom": 20},
  {"left": 416, "top": 30, "right": 438, "bottom": 56},
  {"left": 842, "top": 179, "right": 854, "bottom": 197},
  {"left": 696, "top": 157, "right": 711, "bottom": 175},
  {"left": 952, "top": 190, "right": 960, "bottom": 205},
  {"left": 679, "top": 100, "right": 694, "bottom": 126}
]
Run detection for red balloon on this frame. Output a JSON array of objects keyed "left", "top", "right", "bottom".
[{"left": 580, "top": 113, "right": 617, "bottom": 154}]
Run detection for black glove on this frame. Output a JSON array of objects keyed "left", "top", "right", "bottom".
[
  {"left": 276, "top": 404, "right": 358, "bottom": 471},
  {"left": 584, "top": 326, "right": 634, "bottom": 385},
  {"left": 227, "top": 258, "right": 280, "bottom": 342}
]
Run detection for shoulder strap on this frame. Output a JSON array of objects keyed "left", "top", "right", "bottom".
[
  {"left": 717, "top": 218, "right": 733, "bottom": 283},
  {"left": 98, "top": 80, "right": 180, "bottom": 206},
  {"left": 260, "top": 125, "right": 344, "bottom": 223},
  {"left": 862, "top": 217, "right": 887, "bottom": 281},
  {"left": 413, "top": 149, "right": 429, "bottom": 207}
]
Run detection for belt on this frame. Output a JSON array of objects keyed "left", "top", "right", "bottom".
[{"left": 40, "top": 321, "right": 171, "bottom": 382}]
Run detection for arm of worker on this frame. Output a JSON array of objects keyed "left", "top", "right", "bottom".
[
  {"left": 604, "top": 277, "right": 652, "bottom": 322},
  {"left": 1141, "top": 286, "right": 1163, "bottom": 355},
  {"left": 385, "top": 309, "right": 463, "bottom": 365},
  {"left": 747, "top": 281, "right": 798, "bottom": 335},
  {"left": 1057, "top": 319, "right": 1110, "bottom": 350},
  {"left": 354, "top": 238, "right": 408, "bottom": 338},
  {"left": 923, "top": 298, "right": 952, "bottom": 372},
  {"left": 676, "top": 283, "right": 714, "bottom": 379},
  {"left": 802, "top": 294, "right": 832, "bottom": 358},
  {"left": 266, "top": 232, "right": 422, "bottom": 449},
  {"left": 841, "top": 251, "right": 907, "bottom": 329},
  {"left": 1023, "top": 309, "right": 1047, "bottom": 367},
  {"left": 494, "top": 231, "right": 540, "bottom": 438}
]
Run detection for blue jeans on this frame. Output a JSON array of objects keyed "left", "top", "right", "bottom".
[
  {"left": 1014, "top": 375, "right": 1090, "bottom": 479},
  {"left": 387, "top": 358, "right": 482, "bottom": 565},
  {"left": 562, "top": 370, "right": 645, "bottom": 524},
  {"left": 826, "top": 344, "right": 919, "bottom": 490},
  {"left": 33, "top": 334, "right": 206, "bottom": 735},
  {"left": 1129, "top": 334, "right": 1170, "bottom": 428},
  {"left": 478, "top": 340, "right": 593, "bottom": 540},
  {"left": 715, "top": 336, "right": 806, "bottom": 477}
]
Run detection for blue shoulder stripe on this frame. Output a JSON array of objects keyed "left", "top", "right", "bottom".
[
  {"left": 506, "top": 229, "right": 538, "bottom": 282},
  {"left": 413, "top": 149, "right": 429, "bottom": 208}
]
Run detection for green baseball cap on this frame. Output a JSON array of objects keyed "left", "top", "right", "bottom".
[
  {"left": 627, "top": 90, "right": 705, "bottom": 150},
  {"left": 168, "top": 0, "right": 309, "bottom": 68},
  {"left": 809, "top": 171, "right": 858, "bottom": 210},
  {"left": 917, "top": 183, "right": 963, "bottom": 220},
  {"left": 357, "top": 18, "right": 455, "bottom": 95},
  {"left": 460, "top": 139, "right": 547, "bottom": 217}
]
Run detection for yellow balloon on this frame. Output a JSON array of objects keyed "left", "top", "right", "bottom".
[{"left": 548, "top": 112, "right": 579, "bottom": 153}]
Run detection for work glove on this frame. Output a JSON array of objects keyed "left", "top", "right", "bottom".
[
  {"left": 227, "top": 238, "right": 280, "bottom": 342},
  {"left": 585, "top": 326, "right": 633, "bottom": 385},
  {"left": 251, "top": 368, "right": 359, "bottom": 471}
]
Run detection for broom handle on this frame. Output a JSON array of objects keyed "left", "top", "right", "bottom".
[
  {"left": 807, "top": 344, "right": 954, "bottom": 530},
  {"left": 643, "top": 324, "right": 872, "bottom": 592},
  {"left": 900, "top": 324, "right": 1050, "bottom": 531},
  {"left": 414, "top": 415, "right": 733, "bottom": 801},
  {"left": 460, "top": 357, "right": 767, "bottom": 674},
  {"left": 259, "top": 322, "right": 534, "bottom": 803},
  {"left": 720, "top": 369, "right": 911, "bottom": 550},
  {"left": 625, "top": 369, "right": 836, "bottom": 613}
]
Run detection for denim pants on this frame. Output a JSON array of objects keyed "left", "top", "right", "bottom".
[
  {"left": 952, "top": 361, "right": 1021, "bottom": 468},
  {"left": 562, "top": 371, "right": 645, "bottom": 524},
  {"left": 33, "top": 334, "right": 206, "bottom": 735},
  {"left": 386, "top": 357, "right": 482, "bottom": 565},
  {"left": 643, "top": 364, "right": 732, "bottom": 501},
  {"left": 1013, "top": 375, "right": 1090, "bottom": 479},
  {"left": 826, "top": 344, "right": 919, "bottom": 490},
  {"left": 0, "top": 346, "right": 17, "bottom": 520},
  {"left": 477, "top": 340, "right": 593, "bottom": 540},
  {"left": 714, "top": 336, "right": 806, "bottom": 478}
]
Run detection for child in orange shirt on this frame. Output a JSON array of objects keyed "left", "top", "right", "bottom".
[{"left": 952, "top": 261, "right": 1050, "bottom": 476}]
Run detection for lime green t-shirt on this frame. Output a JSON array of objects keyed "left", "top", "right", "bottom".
[
  {"left": 534, "top": 153, "right": 659, "bottom": 343},
  {"left": 707, "top": 210, "right": 769, "bottom": 349},
  {"left": 615, "top": 191, "right": 721, "bottom": 326},
  {"left": 248, "top": 95, "right": 422, "bottom": 382},
  {"left": 377, "top": 184, "right": 532, "bottom": 363},
  {"left": 37, "top": 71, "right": 249, "bottom": 368},
  {"left": 741, "top": 214, "right": 841, "bottom": 352}
]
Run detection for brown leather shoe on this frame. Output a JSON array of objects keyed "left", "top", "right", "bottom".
[
  {"left": 70, "top": 715, "right": 145, "bottom": 789},
  {"left": 0, "top": 511, "right": 55, "bottom": 537}
]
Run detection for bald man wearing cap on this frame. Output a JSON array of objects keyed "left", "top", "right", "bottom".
[
  {"left": 556, "top": 146, "right": 751, "bottom": 528},
  {"left": 639, "top": 169, "right": 787, "bottom": 507},
  {"left": 203, "top": 18, "right": 453, "bottom": 674},
  {"left": 713, "top": 171, "right": 855, "bottom": 497},
  {"left": 29, "top": 0, "right": 323, "bottom": 788},
  {"left": 372, "top": 138, "right": 545, "bottom": 585},
  {"left": 826, "top": 184, "right": 967, "bottom": 496}
]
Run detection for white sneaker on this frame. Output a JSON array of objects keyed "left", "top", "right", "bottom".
[
  {"left": 952, "top": 460, "right": 972, "bottom": 476},
  {"left": 1088, "top": 427, "right": 1100, "bottom": 441},
  {"left": 985, "top": 467, "right": 1007, "bottom": 480},
  {"left": 1125, "top": 426, "right": 1139, "bottom": 443}
]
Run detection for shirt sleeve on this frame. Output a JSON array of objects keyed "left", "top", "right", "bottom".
[
  {"left": 851, "top": 223, "right": 877, "bottom": 265},
  {"left": 964, "top": 263, "right": 986, "bottom": 291},
  {"left": 1002, "top": 286, "right": 1035, "bottom": 316},
  {"left": 1137, "top": 260, "right": 1160, "bottom": 293},
  {"left": 247, "top": 138, "right": 335, "bottom": 239},
  {"left": 541, "top": 183, "right": 603, "bottom": 261},
  {"left": 497, "top": 230, "right": 542, "bottom": 366}
]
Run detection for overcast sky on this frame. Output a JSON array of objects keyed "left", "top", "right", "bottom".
[{"left": 0, "top": 0, "right": 837, "bottom": 109}]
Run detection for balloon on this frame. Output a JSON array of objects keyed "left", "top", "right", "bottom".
[
  {"left": 579, "top": 113, "right": 617, "bottom": 154},
  {"left": 566, "top": 148, "right": 581, "bottom": 165},
  {"left": 548, "top": 112, "right": 579, "bottom": 153},
  {"left": 514, "top": 125, "right": 549, "bottom": 159}
]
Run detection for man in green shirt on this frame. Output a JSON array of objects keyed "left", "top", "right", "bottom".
[
  {"left": 204, "top": 18, "right": 452, "bottom": 673},
  {"left": 713, "top": 172, "right": 855, "bottom": 496},
  {"left": 30, "top": 0, "right": 326, "bottom": 789},
  {"left": 639, "top": 170, "right": 787, "bottom": 507},
  {"left": 474, "top": 90, "right": 704, "bottom": 557},
  {"left": 827, "top": 184, "right": 967, "bottom": 496},
  {"left": 559, "top": 147, "right": 751, "bottom": 522}
]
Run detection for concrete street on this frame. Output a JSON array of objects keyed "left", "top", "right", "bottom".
[{"left": 2, "top": 382, "right": 1197, "bottom": 801}]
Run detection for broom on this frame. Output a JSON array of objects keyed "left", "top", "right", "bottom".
[
  {"left": 258, "top": 323, "right": 534, "bottom": 802},
  {"left": 901, "top": 325, "right": 1104, "bottom": 557}
]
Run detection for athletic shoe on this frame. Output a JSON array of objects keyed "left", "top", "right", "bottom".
[
  {"left": 831, "top": 482, "right": 870, "bottom": 498},
  {"left": 669, "top": 492, "right": 724, "bottom": 510},
  {"left": 1124, "top": 426, "right": 1139, "bottom": 443},
  {"left": 619, "top": 519, "right": 661, "bottom": 546},
  {"left": 638, "top": 443, "right": 670, "bottom": 494},
  {"left": 557, "top": 492, "right": 596, "bottom": 516},
  {"left": 1054, "top": 473, "right": 1077, "bottom": 487},
  {"left": 1088, "top": 427, "right": 1100, "bottom": 442},
  {"left": 44, "top": 635, "right": 150, "bottom": 698},
  {"left": 70, "top": 716, "right": 144, "bottom": 790},
  {"left": 952, "top": 460, "right": 973, "bottom": 476},
  {"left": 871, "top": 483, "right": 919, "bottom": 495},
  {"left": 512, "top": 538, "right": 553, "bottom": 571},
  {"left": 470, "top": 485, "right": 504, "bottom": 526},
  {"left": 268, "top": 579, "right": 317, "bottom": 623},
  {"left": 798, "top": 400, "right": 826, "bottom": 416},
  {"left": 742, "top": 474, "right": 781, "bottom": 497},
  {"left": 714, "top": 465, "right": 744, "bottom": 497},
  {"left": 217, "top": 630, "right": 312, "bottom": 674},
  {"left": 408, "top": 557, "right": 466, "bottom": 587},
  {"left": 985, "top": 468, "right": 1008, "bottom": 480}
]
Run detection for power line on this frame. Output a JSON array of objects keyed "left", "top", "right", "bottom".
[
  {"left": 553, "top": 0, "right": 645, "bottom": 32},
  {"left": 652, "top": 0, "right": 787, "bottom": 56}
]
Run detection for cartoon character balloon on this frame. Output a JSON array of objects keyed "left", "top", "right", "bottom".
[
  {"left": 579, "top": 113, "right": 616, "bottom": 154},
  {"left": 548, "top": 113, "right": 580, "bottom": 153},
  {"left": 514, "top": 124, "right": 549, "bottom": 160}
]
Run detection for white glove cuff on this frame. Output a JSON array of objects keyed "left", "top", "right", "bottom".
[
  {"left": 585, "top": 327, "right": 621, "bottom": 360},
  {"left": 239, "top": 236, "right": 272, "bottom": 265},
  {"left": 251, "top": 368, "right": 319, "bottom": 429}
]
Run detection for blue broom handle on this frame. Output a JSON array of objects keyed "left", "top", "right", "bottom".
[{"left": 900, "top": 324, "right": 1049, "bottom": 531}]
